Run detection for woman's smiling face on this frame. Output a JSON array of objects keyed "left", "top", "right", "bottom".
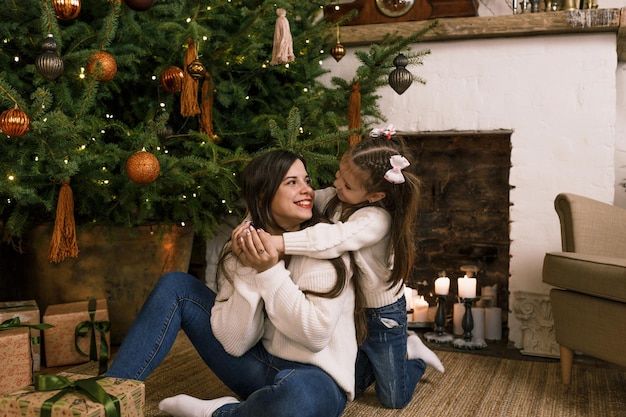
[{"left": 270, "top": 159, "right": 314, "bottom": 232}]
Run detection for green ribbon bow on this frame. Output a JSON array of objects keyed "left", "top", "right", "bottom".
[
  {"left": 0, "top": 316, "right": 53, "bottom": 331},
  {"left": 34, "top": 374, "right": 120, "bottom": 417},
  {"left": 74, "top": 299, "right": 111, "bottom": 375}
]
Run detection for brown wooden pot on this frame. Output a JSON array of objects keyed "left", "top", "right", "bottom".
[{"left": 18, "top": 223, "right": 194, "bottom": 344}]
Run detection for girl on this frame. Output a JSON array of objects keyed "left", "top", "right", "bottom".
[
  {"left": 107, "top": 150, "right": 360, "bottom": 417},
  {"left": 246, "top": 127, "right": 444, "bottom": 409}
]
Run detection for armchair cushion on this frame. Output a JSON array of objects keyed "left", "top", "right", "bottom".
[{"left": 543, "top": 252, "right": 626, "bottom": 303}]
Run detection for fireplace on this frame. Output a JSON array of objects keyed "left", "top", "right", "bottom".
[{"left": 405, "top": 131, "right": 511, "bottom": 323}]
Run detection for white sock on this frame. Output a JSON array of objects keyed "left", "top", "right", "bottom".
[
  {"left": 158, "top": 394, "right": 239, "bottom": 417},
  {"left": 407, "top": 331, "right": 445, "bottom": 373}
]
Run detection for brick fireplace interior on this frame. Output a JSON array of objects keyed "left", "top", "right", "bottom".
[{"left": 405, "top": 131, "right": 511, "bottom": 322}]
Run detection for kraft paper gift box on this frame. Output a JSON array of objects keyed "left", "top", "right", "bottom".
[
  {"left": 0, "top": 300, "right": 43, "bottom": 372},
  {"left": 43, "top": 299, "right": 111, "bottom": 370},
  {"left": 0, "top": 372, "right": 145, "bottom": 417},
  {"left": 0, "top": 328, "right": 33, "bottom": 395}
]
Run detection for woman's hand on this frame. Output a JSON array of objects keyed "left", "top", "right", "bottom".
[{"left": 234, "top": 224, "right": 279, "bottom": 272}]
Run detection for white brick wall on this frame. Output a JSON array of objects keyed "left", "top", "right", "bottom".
[{"left": 323, "top": 31, "right": 620, "bottom": 347}]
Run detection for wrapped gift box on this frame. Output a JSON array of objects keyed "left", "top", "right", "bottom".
[
  {"left": 0, "top": 300, "right": 42, "bottom": 372},
  {"left": 0, "top": 328, "right": 33, "bottom": 395},
  {"left": 43, "top": 299, "right": 111, "bottom": 368},
  {"left": 0, "top": 372, "right": 145, "bottom": 417}
]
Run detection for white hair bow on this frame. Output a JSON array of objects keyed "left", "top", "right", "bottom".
[
  {"left": 370, "top": 124, "right": 396, "bottom": 140},
  {"left": 384, "top": 155, "right": 410, "bottom": 184}
]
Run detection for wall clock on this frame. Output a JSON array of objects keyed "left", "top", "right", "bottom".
[{"left": 375, "top": 0, "right": 415, "bottom": 17}]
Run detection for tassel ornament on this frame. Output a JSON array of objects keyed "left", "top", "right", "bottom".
[
  {"left": 199, "top": 72, "right": 215, "bottom": 140},
  {"left": 180, "top": 38, "right": 201, "bottom": 117},
  {"left": 348, "top": 83, "right": 362, "bottom": 146},
  {"left": 48, "top": 180, "right": 79, "bottom": 263},
  {"left": 270, "top": 8, "right": 295, "bottom": 65}
]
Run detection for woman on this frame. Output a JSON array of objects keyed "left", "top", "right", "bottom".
[{"left": 106, "top": 150, "right": 359, "bottom": 417}]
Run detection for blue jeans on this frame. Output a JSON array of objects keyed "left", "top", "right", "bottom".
[
  {"left": 355, "top": 296, "right": 426, "bottom": 408},
  {"left": 106, "top": 272, "right": 347, "bottom": 417}
]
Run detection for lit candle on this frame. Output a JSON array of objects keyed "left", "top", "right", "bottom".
[
  {"left": 434, "top": 277, "right": 450, "bottom": 295},
  {"left": 412, "top": 295, "right": 429, "bottom": 322},
  {"left": 457, "top": 275, "right": 477, "bottom": 299}
]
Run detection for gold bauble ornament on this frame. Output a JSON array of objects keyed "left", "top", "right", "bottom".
[
  {"left": 126, "top": 151, "right": 160, "bottom": 184},
  {"left": 160, "top": 66, "right": 184, "bottom": 93},
  {"left": 187, "top": 59, "right": 206, "bottom": 80},
  {"left": 86, "top": 51, "right": 117, "bottom": 82},
  {"left": 0, "top": 106, "right": 30, "bottom": 137},
  {"left": 53, "top": 0, "right": 81, "bottom": 21},
  {"left": 330, "top": 43, "right": 346, "bottom": 62}
]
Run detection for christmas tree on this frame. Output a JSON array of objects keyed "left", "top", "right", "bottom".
[{"left": 0, "top": 0, "right": 433, "bottom": 254}]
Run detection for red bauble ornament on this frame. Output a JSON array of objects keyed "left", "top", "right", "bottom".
[
  {"left": 126, "top": 151, "right": 160, "bottom": 184},
  {"left": 53, "top": 0, "right": 81, "bottom": 21},
  {"left": 124, "top": 0, "right": 154, "bottom": 11},
  {"left": 160, "top": 66, "right": 184, "bottom": 93},
  {"left": 86, "top": 51, "right": 117, "bottom": 82},
  {"left": 0, "top": 106, "right": 30, "bottom": 137}
]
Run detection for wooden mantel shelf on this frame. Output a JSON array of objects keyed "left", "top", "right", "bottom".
[{"left": 339, "top": 8, "right": 626, "bottom": 62}]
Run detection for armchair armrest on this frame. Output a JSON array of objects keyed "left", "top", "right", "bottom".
[{"left": 555, "top": 193, "right": 626, "bottom": 257}]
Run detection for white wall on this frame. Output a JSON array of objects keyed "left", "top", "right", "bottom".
[{"left": 322, "top": 29, "right": 619, "bottom": 347}]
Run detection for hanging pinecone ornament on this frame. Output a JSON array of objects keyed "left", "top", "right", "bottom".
[
  {"left": 389, "top": 53, "right": 413, "bottom": 95},
  {"left": 86, "top": 51, "right": 117, "bottom": 81},
  {"left": 0, "top": 106, "right": 30, "bottom": 137},
  {"left": 126, "top": 150, "right": 160, "bottom": 184},
  {"left": 160, "top": 66, "right": 184, "bottom": 93},
  {"left": 53, "top": 0, "right": 81, "bottom": 21},
  {"left": 124, "top": 0, "right": 154, "bottom": 11},
  {"left": 36, "top": 34, "right": 64, "bottom": 81}
]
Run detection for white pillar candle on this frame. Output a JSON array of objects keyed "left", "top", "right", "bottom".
[
  {"left": 482, "top": 284, "right": 498, "bottom": 307},
  {"left": 471, "top": 307, "right": 485, "bottom": 341},
  {"left": 485, "top": 307, "right": 502, "bottom": 340},
  {"left": 457, "top": 275, "right": 477, "bottom": 299},
  {"left": 453, "top": 302, "right": 464, "bottom": 335},
  {"left": 434, "top": 277, "right": 450, "bottom": 295},
  {"left": 412, "top": 295, "right": 429, "bottom": 322}
]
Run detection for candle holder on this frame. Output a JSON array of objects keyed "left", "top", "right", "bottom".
[
  {"left": 452, "top": 297, "right": 487, "bottom": 350},
  {"left": 424, "top": 295, "right": 453, "bottom": 344}
]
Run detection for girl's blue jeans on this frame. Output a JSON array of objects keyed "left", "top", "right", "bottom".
[
  {"left": 106, "top": 272, "right": 347, "bottom": 417},
  {"left": 355, "top": 296, "right": 426, "bottom": 408}
]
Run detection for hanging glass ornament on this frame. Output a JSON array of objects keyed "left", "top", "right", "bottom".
[
  {"left": 0, "top": 105, "right": 30, "bottom": 137},
  {"left": 86, "top": 51, "right": 117, "bottom": 82},
  {"left": 388, "top": 53, "right": 413, "bottom": 95},
  {"left": 187, "top": 59, "right": 206, "bottom": 80},
  {"left": 53, "top": 0, "right": 81, "bottom": 21},
  {"left": 330, "top": 25, "right": 346, "bottom": 62},
  {"left": 35, "top": 34, "right": 64, "bottom": 81},
  {"left": 124, "top": 0, "right": 154, "bottom": 11},
  {"left": 126, "top": 150, "right": 161, "bottom": 184},
  {"left": 160, "top": 66, "right": 184, "bottom": 93}
]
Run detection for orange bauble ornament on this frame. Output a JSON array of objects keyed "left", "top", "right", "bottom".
[
  {"left": 53, "top": 0, "right": 81, "bottom": 21},
  {"left": 126, "top": 151, "right": 160, "bottom": 184},
  {"left": 160, "top": 66, "right": 184, "bottom": 93},
  {"left": 0, "top": 106, "right": 30, "bottom": 137},
  {"left": 86, "top": 51, "right": 117, "bottom": 82}
]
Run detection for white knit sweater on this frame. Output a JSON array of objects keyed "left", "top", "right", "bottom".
[
  {"left": 211, "top": 251, "right": 357, "bottom": 400},
  {"left": 282, "top": 187, "right": 403, "bottom": 308}
]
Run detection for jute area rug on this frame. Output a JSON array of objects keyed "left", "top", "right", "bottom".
[{"left": 67, "top": 332, "right": 626, "bottom": 417}]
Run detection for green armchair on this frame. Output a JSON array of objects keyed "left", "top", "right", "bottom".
[{"left": 542, "top": 193, "right": 626, "bottom": 384}]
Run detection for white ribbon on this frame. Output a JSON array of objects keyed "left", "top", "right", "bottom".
[
  {"left": 370, "top": 124, "right": 396, "bottom": 140},
  {"left": 384, "top": 155, "right": 410, "bottom": 184}
]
